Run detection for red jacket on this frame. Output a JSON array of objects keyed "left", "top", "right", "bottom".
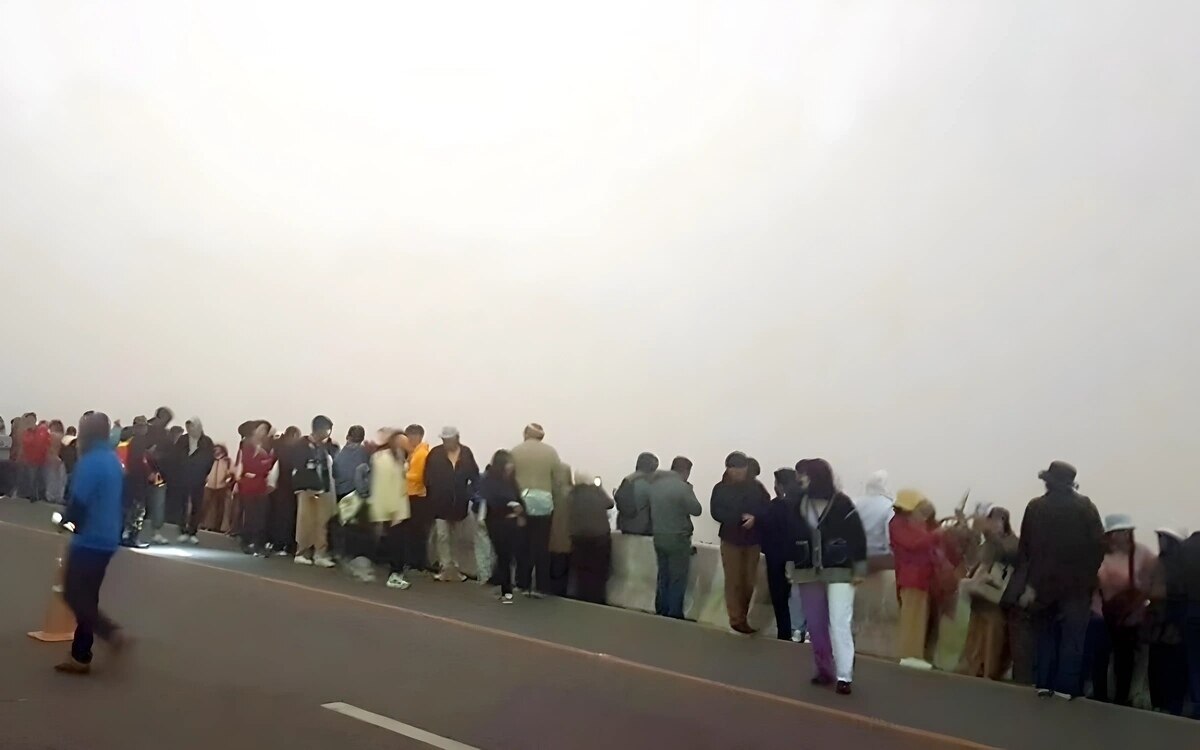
[
  {"left": 889, "top": 515, "right": 940, "bottom": 591},
  {"left": 236, "top": 445, "right": 276, "bottom": 497},
  {"left": 20, "top": 425, "right": 51, "bottom": 466}
]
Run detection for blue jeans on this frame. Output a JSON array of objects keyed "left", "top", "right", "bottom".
[
  {"left": 1033, "top": 593, "right": 1092, "bottom": 696},
  {"left": 654, "top": 534, "right": 691, "bottom": 619}
]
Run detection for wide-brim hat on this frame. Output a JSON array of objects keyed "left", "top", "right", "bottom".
[
  {"left": 894, "top": 488, "right": 927, "bottom": 513},
  {"left": 1038, "top": 460, "right": 1078, "bottom": 488},
  {"left": 1104, "top": 513, "right": 1135, "bottom": 533}
]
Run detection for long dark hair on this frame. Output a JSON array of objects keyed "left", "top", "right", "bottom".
[
  {"left": 487, "top": 449, "right": 514, "bottom": 480},
  {"left": 794, "top": 458, "right": 836, "bottom": 500}
]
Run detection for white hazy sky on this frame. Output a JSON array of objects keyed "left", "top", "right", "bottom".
[{"left": 2, "top": 1, "right": 1197, "bottom": 542}]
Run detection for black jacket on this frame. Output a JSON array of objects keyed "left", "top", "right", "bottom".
[
  {"left": 1019, "top": 488, "right": 1105, "bottom": 604},
  {"left": 710, "top": 478, "right": 770, "bottom": 547},
  {"left": 479, "top": 473, "right": 522, "bottom": 527},
  {"left": 614, "top": 472, "right": 653, "bottom": 535},
  {"left": 424, "top": 444, "right": 480, "bottom": 521},
  {"left": 768, "top": 491, "right": 867, "bottom": 575},
  {"left": 174, "top": 434, "right": 215, "bottom": 487}
]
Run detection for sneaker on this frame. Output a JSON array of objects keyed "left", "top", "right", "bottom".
[
  {"left": 435, "top": 572, "right": 468, "bottom": 583},
  {"left": 151, "top": 534, "right": 168, "bottom": 545},
  {"left": 274, "top": 549, "right": 290, "bottom": 558},
  {"left": 177, "top": 534, "right": 190, "bottom": 543},
  {"left": 500, "top": 593, "right": 515, "bottom": 605},
  {"left": 188, "top": 535, "right": 199, "bottom": 545},
  {"left": 386, "top": 573, "right": 412, "bottom": 590},
  {"left": 523, "top": 590, "right": 545, "bottom": 600},
  {"left": 835, "top": 680, "right": 853, "bottom": 696},
  {"left": 898, "top": 658, "right": 933, "bottom": 670},
  {"left": 1053, "top": 692, "right": 1077, "bottom": 701},
  {"left": 1036, "top": 688, "right": 1053, "bottom": 698},
  {"left": 54, "top": 658, "right": 90, "bottom": 675},
  {"left": 791, "top": 629, "right": 805, "bottom": 644},
  {"left": 294, "top": 555, "right": 314, "bottom": 566},
  {"left": 313, "top": 556, "right": 336, "bottom": 569}
]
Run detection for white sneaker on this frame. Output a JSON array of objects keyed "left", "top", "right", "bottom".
[
  {"left": 898, "top": 658, "right": 933, "bottom": 670},
  {"left": 151, "top": 534, "right": 168, "bottom": 545},
  {"left": 177, "top": 534, "right": 190, "bottom": 543},
  {"left": 293, "top": 555, "right": 314, "bottom": 566},
  {"left": 313, "top": 556, "right": 336, "bottom": 569},
  {"left": 188, "top": 535, "right": 199, "bottom": 545},
  {"left": 791, "top": 629, "right": 804, "bottom": 643},
  {"left": 501, "top": 593, "right": 514, "bottom": 605},
  {"left": 386, "top": 573, "right": 411, "bottom": 590}
]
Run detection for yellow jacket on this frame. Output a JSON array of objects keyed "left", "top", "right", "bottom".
[{"left": 407, "top": 442, "right": 430, "bottom": 498}]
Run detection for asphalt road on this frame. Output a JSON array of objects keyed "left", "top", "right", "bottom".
[{"left": 0, "top": 499, "right": 1195, "bottom": 750}]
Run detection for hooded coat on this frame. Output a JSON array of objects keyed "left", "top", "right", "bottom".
[{"left": 855, "top": 470, "right": 895, "bottom": 558}]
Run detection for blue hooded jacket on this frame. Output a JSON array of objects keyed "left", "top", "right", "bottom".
[{"left": 66, "top": 442, "right": 126, "bottom": 553}]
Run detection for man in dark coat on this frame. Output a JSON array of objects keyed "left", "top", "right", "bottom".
[
  {"left": 425, "top": 427, "right": 480, "bottom": 581},
  {"left": 1018, "top": 461, "right": 1105, "bottom": 699}
]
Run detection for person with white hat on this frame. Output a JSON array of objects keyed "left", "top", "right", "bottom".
[
  {"left": 1090, "top": 513, "right": 1157, "bottom": 705},
  {"left": 425, "top": 426, "right": 481, "bottom": 583}
]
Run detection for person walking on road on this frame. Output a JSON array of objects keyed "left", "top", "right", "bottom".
[
  {"left": 711, "top": 451, "right": 768, "bottom": 634},
  {"left": 56, "top": 412, "right": 128, "bottom": 675},
  {"left": 1019, "top": 461, "right": 1105, "bottom": 699},
  {"left": 648, "top": 457, "right": 702, "bottom": 619},
  {"left": 781, "top": 459, "right": 867, "bottom": 695}
]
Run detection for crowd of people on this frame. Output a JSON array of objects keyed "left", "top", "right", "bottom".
[{"left": 3, "top": 408, "right": 1199, "bottom": 717}]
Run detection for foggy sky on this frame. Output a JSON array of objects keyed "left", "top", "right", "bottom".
[{"left": 2, "top": 1, "right": 1197, "bottom": 542}]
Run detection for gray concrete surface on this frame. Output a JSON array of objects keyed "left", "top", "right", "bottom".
[{"left": 1, "top": 499, "right": 1196, "bottom": 750}]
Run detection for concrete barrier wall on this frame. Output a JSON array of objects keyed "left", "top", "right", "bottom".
[{"left": 443, "top": 520, "right": 902, "bottom": 659}]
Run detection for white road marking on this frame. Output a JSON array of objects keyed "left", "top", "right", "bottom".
[{"left": 321, "top": 702, "right": 482, "bottom": 750}]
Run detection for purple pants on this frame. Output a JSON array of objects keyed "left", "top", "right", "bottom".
[{"left": 797, "top": 580, "right": 856, "bottom": 682}]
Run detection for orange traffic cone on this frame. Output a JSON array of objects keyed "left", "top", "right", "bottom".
[{"left": 28, "top": 548, "right": 76, "bottom": 642}]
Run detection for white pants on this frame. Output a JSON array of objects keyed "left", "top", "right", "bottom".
[
  {"left": 435, "top": 518, "right": 471, "bottom": 578},
  {"left": 827, "top": 582, "right": 856, "bottom": 682},
  {"left": 798, "top": 580, "right": 857, "bottom": 682}
]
